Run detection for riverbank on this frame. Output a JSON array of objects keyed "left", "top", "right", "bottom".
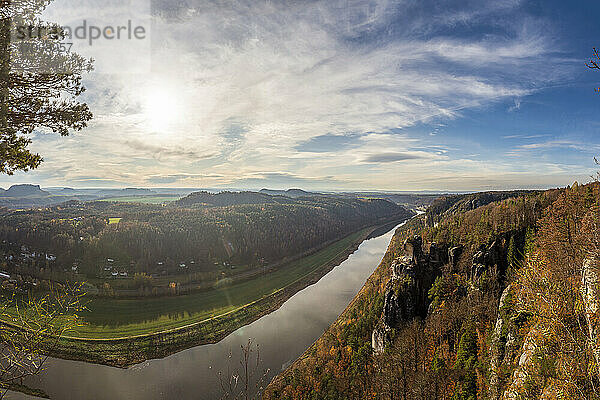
[
  {"left": 264, "top": 215, "right": 416, "bottom": 397},
  {"left": 17, "top": 216, "right": 410, "bottom": 368}
]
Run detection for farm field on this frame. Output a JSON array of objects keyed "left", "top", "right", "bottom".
[{"left": 72, "top": 228, "right": 370, "bottom": 339}]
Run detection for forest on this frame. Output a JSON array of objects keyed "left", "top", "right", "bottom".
[
  {"left": 0, "top": 192, "right": 412, "bottom": 285},
  {"left": 265, "top": 182, "right": 600, "bottom": 400}
]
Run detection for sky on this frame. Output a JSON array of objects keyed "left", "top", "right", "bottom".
[{"left": 3, "top": 0, "right": 600, "bottom": 192}]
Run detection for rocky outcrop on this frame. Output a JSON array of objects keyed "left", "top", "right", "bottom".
[
  {"left": 403, "top": 235, "right": 423, "bottom": 263},
  {"left": 581, "top": 258, "right": 600, "bottom": 370},
  {"left": 471, "top": 263, "right": 488, "bottom": 279},
  {"left": 499, "top": 258, "right": 600, "bottom": 399},
  {"left": 471, "top": 240, "right": 503, "bottom": 279},
  {"left": 372, "top": 236, "right": 440, "bottom": 354},
  {"left": 448, "top": 245, "right": 463, "bottom": 270},
  {"left": 489, "top": 285, "right": 520, "bottom": 400},
  {"left": 372, "top": 325, "right": 392, "bottom": 354},
  {"left": 428, "top": 242, "right": 448, "bottom": 268},
  {"left": 473, "top": 240, "right": 501, "bottom": 265},
  {"left": 502, "top": 328, "right": 539, "bottom": 400},
  {"left": 382, "top": 289, "right": 403, "bottom": 327},
  {"left": 373, "top": 234, "right": 509, "bottom": 355},
  {"left": 373, "top": 256, "right": 415, "bottom": 354},
  {"left": 390, "top": 256, "right": 411, "bottom": 280}
]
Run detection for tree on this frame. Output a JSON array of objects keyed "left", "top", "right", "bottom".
[
  {"left": 523, "top": 226, "right": 535, "bottom": 258},
  {"left": 0, "top": 282, "right": 85, "bottom": 397},
  {"left": 453, "top": 327, "right": 478, "bottom": 400},
  {"left": 0, "top": 0, "right": 93, "bottom": 174},
  {"left": 217, "top": 338, "right": 270, "bottom": 400},
  {"left": 587, "top": 48, "right": 600, "bottom": 93},
  {"left": 506, "top": 235, "right": 517, "bottom": 280}
]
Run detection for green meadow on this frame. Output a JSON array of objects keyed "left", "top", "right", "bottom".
[{"left": 71, "top": 228, "right": 369, "bottom": 339}]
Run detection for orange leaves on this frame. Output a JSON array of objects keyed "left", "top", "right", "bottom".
[{"left": 509, "top": 182, "right": 600, "bottom": 398}]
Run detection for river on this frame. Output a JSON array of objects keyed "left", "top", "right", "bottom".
[{"left": 9, "top": 221, "right": 404, "bottom": 399}]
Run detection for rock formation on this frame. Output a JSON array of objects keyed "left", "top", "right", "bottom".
[
  {"left": 448, "top": 245, "right": 463, "bottom": 270},
  {"left": 581, "top": 258, "right": 600, "bottom": 371},
  {"left": 502, "top": 328, "right": 540, "bottom": 400},
  {"left": 428, "top": 242, "right": 448, "bottom": 268},
  {"left": 471, "top": 240, "right": 503, "bottom": 279},
  {"left": 488, "top": 285, "right": 520, "bottom": 400},
  {"left": 373, "top": 233, "right": 511, "bottom": 357},
  {"left": 372, "top": 235, "right": 440, "bottom": 354},
  {"left": 403, "top": 235, "right": 423, "bottom": 263}
]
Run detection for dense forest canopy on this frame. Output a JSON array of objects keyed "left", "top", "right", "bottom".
[
  {"left": 0, "top": 192, "right": 412, "bottom": 280},
  {"left": 266, "top": 183, "right": 600, "bottom": 400}
]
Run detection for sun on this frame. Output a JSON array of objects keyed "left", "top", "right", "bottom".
[{"left": 143, "top": 86, "right": 181, "bottom": 132}]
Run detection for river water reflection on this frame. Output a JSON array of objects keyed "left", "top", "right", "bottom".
[{"left": 10, "top": 222, "right": 404, "bottom": 400}]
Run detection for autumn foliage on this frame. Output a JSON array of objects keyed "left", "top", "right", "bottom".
[{"left": 264, "top": 183, "right": 600, "bottom": 400}]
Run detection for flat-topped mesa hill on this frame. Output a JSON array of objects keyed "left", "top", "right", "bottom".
[
  {"left": 0, "top": 184, "right": 65, "bottom": 209},
  {"left": 0, "top": 184, "right": 49, "bottom": 197}
]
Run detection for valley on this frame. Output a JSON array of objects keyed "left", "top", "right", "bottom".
[{"left": 0, "top": 189, "right": 415, "bottom": 367}]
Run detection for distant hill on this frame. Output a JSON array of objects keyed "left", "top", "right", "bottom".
[
  {"left": 118, "top": 188, "right": 155, "bottom": 196},
  {"left": 46, "top": 187, "right": 156, "bottom": 199},
  {"left": 0, "top": 184, "right": 102, "bottom": 208},
  {"left": 0, "top": 185, "right": 61, "bottom": 209},
  {"left": 259, "top": 188, "right": 316, "bottom": 198},
  {"left": 0, "top": 184, "right": 49, "bottom": 198},
  {"left": 176, "top": 191, "right": 288, "bottom": 207},
  {"left": 345, "top": 192, "right": 440, "bottom": 211},
  {"left": 425, "top": 190, "right": 540, "bottom": 226},
  {"left": 49, "top": 187, "right": 78, "bottom": 196}
]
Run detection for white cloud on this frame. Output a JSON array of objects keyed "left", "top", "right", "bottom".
[{"left": 3, "top": 0, "right": 580, "bottom": 190}]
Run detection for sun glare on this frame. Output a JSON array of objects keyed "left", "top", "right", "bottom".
[{"left": 143, "top": 86, "right": 181, "bottom": 132}]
